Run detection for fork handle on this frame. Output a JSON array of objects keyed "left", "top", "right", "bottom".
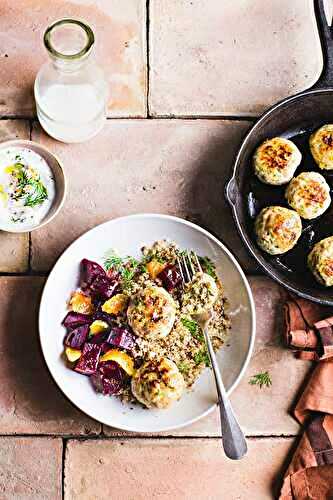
[{"left": 204, "top": 328, "right": 248, "bottom": 460}]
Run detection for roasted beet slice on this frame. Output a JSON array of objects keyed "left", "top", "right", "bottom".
[
  {"left": 99, "top": 342, "right": 112, "bottom": 354},
  {"left": 80, "top": 259, "right": 119, "bottom": 301},
  {"left": 90, "top": 361, "right": 124, "bottom": 395},
  {"left": 75, "top": 343, "right": 101, "bottom": 375},
  {"left": 80, "top": 259, "right": 106, "bottom": 290},
  {"left": 106, "top": 327, "right": 137, "bottom": 351},
  {"left": 88, "top": 330, "right": 109, "bottom": 345},
  {"left": 158, "top": 264, "right": 182, "bottom": 291},
  {"left": 89, "top": 274, "right": 119, "bottom": 300},
  {"left": 64, "top": 324, "right": 89, "bottom": 349},
  {"left": 62, "top": 311, "right": 92, "bottom": 330},
  {"left": 93, "top": 310, "right": 114, "bottom": 325}
]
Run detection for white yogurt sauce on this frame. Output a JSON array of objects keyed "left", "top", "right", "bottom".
[{"left": 0, "top": 147, "right": 56, "bottom": 231}]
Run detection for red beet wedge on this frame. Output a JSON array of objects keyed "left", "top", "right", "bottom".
[
  {"left": 75, "top": 343, "right": 101, "bottom": 375},
  {"left": 90, "top": 361, "right": 125, "bottom": 396}
]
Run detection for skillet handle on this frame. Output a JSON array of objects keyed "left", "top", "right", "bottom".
[
  {"left": 311, "top": 0, "right": 333, "bottom": 90},
  {"left": 225, "top": 177, "right": 237, "bottom": 207}
]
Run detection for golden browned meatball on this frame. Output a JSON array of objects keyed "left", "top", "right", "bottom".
[
  {"left": 253, "top": 137, "right": 302, "bottom": 185},
  {"left": 127, "top": 286, "right": 176, "bottom": 340},
  {"left": 182, "top": 272, "right": 218, "bottom": 315},
  {"left": 285, "top": 171, "right": 331, "bottom": 219},
  {"left": 131, "top": 357, "right": 185, "bottom": 409},
  {"left": 310, "top": 125, "right": 333, "bottom": 170},
  {"left": 308, "top": 236, "right": 333, "bottom": 286},
  {"left": 255, "top": 206, "right": 302, "bottom": 255}
]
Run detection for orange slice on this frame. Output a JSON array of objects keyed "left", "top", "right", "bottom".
[
  {"left": 65, "top": 347, "right": 82, "bottom": 362},
  {"left": 69, "top": 291, "right": 94, "bottom": 314},
  {"left": 89, "top": 320, "right": 109, "bottom": 335},
  {"left": 146, "top": 259, "right": 167, "bottom": 279},
  {"left": 102, "top": 294, "right": 128, "bottom": 315},
  {"left": 100, "top": 349, "right": 135, "bottom": 376}
]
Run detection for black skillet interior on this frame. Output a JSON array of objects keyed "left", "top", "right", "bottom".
[{"left": 247, "top": 124, "right": 333, "bottom": 277}]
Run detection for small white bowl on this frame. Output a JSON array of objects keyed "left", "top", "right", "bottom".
[{"left": 0, "top": 139, "right": 66, "bottom": 233}]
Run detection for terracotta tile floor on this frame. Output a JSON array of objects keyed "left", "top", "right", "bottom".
[{"left": 0, "top": 1, "right": 325, "bottom": 498}]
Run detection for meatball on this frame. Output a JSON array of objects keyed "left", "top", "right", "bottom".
[
  {"left": 308, "top": 236, "right": 333, "bottom": 286},
  {"left": 310, "top": 124, "right": 333, "bottom": 170},
  {"left": 131, "top": 357, "right": 185, "bottom": 409},
  {"left": 255, "top": 206, "right": 302, "bottom": 255},
  {"left": 182, "top": 272, "right": 218, "bottom": 315},
  {"left": 285, "top": 171, "right": 331, "bottom": 219},
  {"left": 127, "top": 286, "right": 176, "bottom": 340},
  {"left": 253, "top": 137, "right": 302, "bottom": 185}
]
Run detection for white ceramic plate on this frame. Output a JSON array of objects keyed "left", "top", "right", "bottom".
[{"left": 39, "top": 214, "right": 255, "bottom": 432}]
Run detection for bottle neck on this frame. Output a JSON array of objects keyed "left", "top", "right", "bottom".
[
  {"left": 51, "top": 53, "right": 90, "bottom": 72},
  {"left": 44, "top": 19, "right": 95, "bottom": 73}
]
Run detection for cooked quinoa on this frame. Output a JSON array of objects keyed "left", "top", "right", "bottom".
[{"left": 126, "top": 240, "right": 231, "bottom": 393}]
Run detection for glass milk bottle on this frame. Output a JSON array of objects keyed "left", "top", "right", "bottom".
[{"left": 34, "top": 19, "right": 108, "bottom": 143}]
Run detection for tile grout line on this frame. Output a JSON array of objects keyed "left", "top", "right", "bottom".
[
  {"left": 0, "top": 271, "right": 49, "bottom": 277},
  {"left": 62, "top": 438, "right": 67, "bottom": 500},
  {"left": 29, "top": 120, "right": 33, "bottom": 140},
  {"left": 0, "top": 115, "right": 34, "bottom": 120},
  {"left": 0, "top": 433, "right": 297, "bottom": 440},
  {"left": 146, "top": 0, "right": 151, "bottom": 118},
  {"left": 28, "top": 119, "right": 33, "bottom": 274},
  {"left": 28, "top": 233, "right": 32, "bottom": 273},
  {"left": 144, "top": 114, "right": 256, "bottom": 121},
  {"left": 0, "top": 115, "right": 256, "bottom": 121}
]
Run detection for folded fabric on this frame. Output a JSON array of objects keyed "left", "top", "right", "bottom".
[
  {"left": 284, "top": 297, "right": 333, "bottom": 361},
  {"left": 280, "top": 297, "right": 333, "bottom": 499}
]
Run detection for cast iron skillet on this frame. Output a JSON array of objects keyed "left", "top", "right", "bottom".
[{"left": 226, "top": 0, "right": 333, "bottom": 306}]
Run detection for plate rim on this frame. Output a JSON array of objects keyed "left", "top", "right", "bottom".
[{"left": 38, "top": 213, "right": 256, "bottom": 432}]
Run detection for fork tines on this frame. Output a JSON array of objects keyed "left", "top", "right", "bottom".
[{"left": 177, "top": 250, "right": 202, "bottom": 284}]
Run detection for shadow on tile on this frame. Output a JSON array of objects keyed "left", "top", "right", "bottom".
[
  {"left": 184, "top": 122, "right": 259, "bottom": 272},
  {"left": 1, "top": 277, "right": 100, "bottom": 434}
]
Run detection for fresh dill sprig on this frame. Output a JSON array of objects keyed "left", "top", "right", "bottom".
[
  {"left": 177, "top": 249, "right": 187, "bottom": 258},
  {"left": 181, "top": 317, "right": 204, "bottom": 342},
  {"left": 24, "top": 179, "right": 48, "bottom": 207},
  {"left": 104, "top": 253, "right": 124, "bottom": 272},
  {"left": 15, "top": 164, "right": 28, "bottom": 188},
  {"left": 121, "top": 259, "right": 139, "bottom": 290},
  {"left": 249, "top": 371, "right": 272, "bottom": 389},
  {"left": 177, "top": 361, "right": 190, "bottom": 374},
  {"left": 199, "top": 256, "right": 217, "bottom": 279},
  {"left": 9, "top": 162, "right": 48, "bottom": 207},
  {"left": 194, "top": 348, "right": 211, "bottom": 367},
  {"left": 103, "top": 250, "right": 139, "bottom": 291}
]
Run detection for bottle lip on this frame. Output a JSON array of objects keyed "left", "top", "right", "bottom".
[{"left": 44, "top": 18, "right": 95, "bottom": 60}]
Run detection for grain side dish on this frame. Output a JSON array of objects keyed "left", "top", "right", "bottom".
[{"left": 62, "top": 240, "right": 231, "bottom": 409}]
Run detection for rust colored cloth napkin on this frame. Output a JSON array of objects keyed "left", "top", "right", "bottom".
[{"left": 280, "top": 297, "right": 333, "bottom": 500}]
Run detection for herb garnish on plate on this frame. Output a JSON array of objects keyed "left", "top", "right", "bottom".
[
  {"left": 104, "top": 250, "right": 140, "bottom": 291},
  {"left": 8, "top": 162, "right": 48, "bottom": 208},
  {"left": 181, "top": 317, "right": 204, "bottom": 342}
]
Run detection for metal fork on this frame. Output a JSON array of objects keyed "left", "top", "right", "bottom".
[{"left": 177, "top": 251, "right": 247, "bottom": 460}]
